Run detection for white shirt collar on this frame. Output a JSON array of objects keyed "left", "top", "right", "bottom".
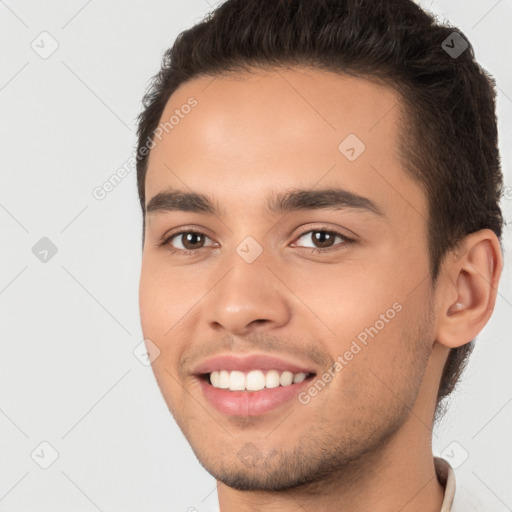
[{"left": 434, "top": 456, "right": 456, "bottom": 511}]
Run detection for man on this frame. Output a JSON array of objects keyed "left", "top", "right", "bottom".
[{"left": 136, "top": 0, "right": 504, "bottom": 510}]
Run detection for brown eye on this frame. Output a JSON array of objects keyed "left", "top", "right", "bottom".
[
  {"left": 310, "top": 231, "right": 337, "bottom": 248},
  {"left": 163, "top": 230, "right": 215, "bottom": 252},
  {"left": 294, "top": 229, "right": 348, "bottom": 250},
  {"left": 179, "top": 232, "right": 206, "bottom": 250}
]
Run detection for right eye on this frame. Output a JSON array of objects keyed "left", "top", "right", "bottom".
[{"left": 161, "top": 229, "right": 217, "bottom": 255}]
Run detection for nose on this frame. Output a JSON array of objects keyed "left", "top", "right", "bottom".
[{"left": 205, "top": 254, "right": 291, "bottom": 336}]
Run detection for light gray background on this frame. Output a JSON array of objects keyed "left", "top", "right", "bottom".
[{"left": 0, "top": 1, "right": 511, "bottom": 511}]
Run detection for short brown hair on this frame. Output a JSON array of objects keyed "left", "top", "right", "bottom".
[{"left": 135, "top": 0, "right": 504, "bottom": 420}]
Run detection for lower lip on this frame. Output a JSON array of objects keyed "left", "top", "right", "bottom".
[{"left": 198, "top": 377, "right": 313, "bottom": 417}]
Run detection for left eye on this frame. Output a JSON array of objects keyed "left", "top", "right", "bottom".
[{"left": 293, "top": 229, "right": 350, "bottom": 250}]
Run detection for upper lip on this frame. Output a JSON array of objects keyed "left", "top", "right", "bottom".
[{"left": 192, "top": 353, "right": 318, "bottom": 375}]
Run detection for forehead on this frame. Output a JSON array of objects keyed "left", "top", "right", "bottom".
[{"left": 144, "top": 66, "right": 426, "bottom": 224}]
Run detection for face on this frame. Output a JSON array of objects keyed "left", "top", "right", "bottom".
[{"left": 139, "top": 67, "right": 437, "bottom": 491}]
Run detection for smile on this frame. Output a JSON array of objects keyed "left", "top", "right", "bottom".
[
  {"left": 208, "top": 369, "right": 312, "bottom": 391},
  {"left": 193, "top": 353, "right": 318, "bottom": 416}
]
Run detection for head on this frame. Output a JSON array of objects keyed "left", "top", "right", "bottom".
[{"left": 137, "top": 0, "right": 503, "bottom": 493}]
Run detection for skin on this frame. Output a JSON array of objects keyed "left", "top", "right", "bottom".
[{"left": 138, "top": 66, "right": 502, "bottom": 511}]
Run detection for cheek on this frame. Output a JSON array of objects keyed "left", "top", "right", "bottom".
[
  {"left": 324, "top": 302, "right": 432, "bottom": 431},
  {"left": 288, "top": 255, "right": 430, "bottom": 374},
  {"left": 350, "top": 286, "right": 433, "bottom": 400},
  {"left": 139, "top": 258, "right": 200, "bottom": 413},
  {"left": 139, "top": 254, "right": 204, "bottom": 336},
  {"left": 287, "top": 263, "right": 401, "bottom": 338}
]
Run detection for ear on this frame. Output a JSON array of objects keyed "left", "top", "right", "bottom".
[{"left": 435, "top": 229, "right": 503, "bottom": 349}]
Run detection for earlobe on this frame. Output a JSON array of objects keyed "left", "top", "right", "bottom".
[{"left": 436, "top": 229, "right": 503, "bottom": 349}]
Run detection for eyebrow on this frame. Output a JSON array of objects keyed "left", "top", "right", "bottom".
[{"left": 145, "top": 187, "right": 384, "bottom": 217}]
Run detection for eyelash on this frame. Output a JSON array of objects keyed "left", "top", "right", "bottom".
[{"left": 160, "top": 226, "right": 355, "bottom": 257}]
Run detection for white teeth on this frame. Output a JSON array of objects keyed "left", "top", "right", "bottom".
[
  {"left": 210, "top": 370, "right": 220, "bottom": 387},
  {"left": 279, "top": 371, "right": 293, "bottom": 386},
  {"left": 208, "top": 369, "right": 310, "bottom": 391},
  {"left": 265, "top": 370, "right": 280, "bottom": 389},
  {"left": 229, "top": 371, "right": 246, "bottom": 391},
  {"left": 246, "top": 370, "right": 266, "bottom": 391},
  {"left": 293, "top": 372, "right": 306, "bottom": 383},
  {"left": 218, "top": 370, "right": 230, "bottom": 389}
]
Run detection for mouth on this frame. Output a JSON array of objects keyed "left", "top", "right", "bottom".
[
  {"left": 193, "top": 354, "right": 318, "bottom": 417},
  {"left": 199, "top": 369, "right": 316, "bottom": 391}
]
